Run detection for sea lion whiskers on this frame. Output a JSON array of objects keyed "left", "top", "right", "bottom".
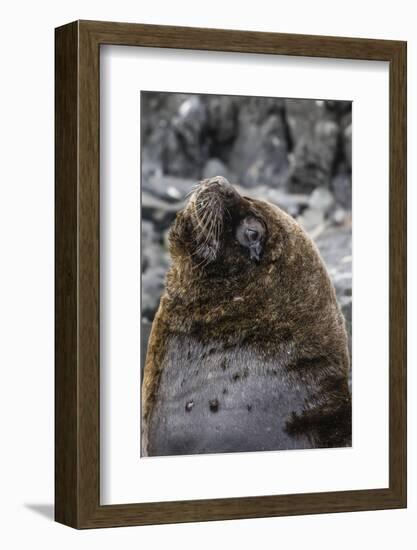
[
  {"left": 192, "top": 214, "right": 223, "bottom": 266},
  {"left": 195, "top": 206, "right": 216, "bottom": 237},
  {"left": 184, "top": 183, "right": 200, "bottom": 199},
  {"left": 195, "top": 197, "right": 216, "bottom": 218},
  {"left": 185, "top": 184, "right": 228, "bottom": 267},
  {"left": 194, "top": 216, "right": 218, "bottom": 256},
  {"left": 194, "top": 196, "right": 222, "bottom": 235},
  {"left": 194, "top": 191, "right": 218, "bottom": 215},
  {"left": 200, "top": 202, "right": 223, "bottom": 241},
  {"left": 194, "top": 196, "right": 220, "bottom": 221}
]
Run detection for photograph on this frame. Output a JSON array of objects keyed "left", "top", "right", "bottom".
[{"left": 140, "top": 91, "right": 353, "bottom": 457}]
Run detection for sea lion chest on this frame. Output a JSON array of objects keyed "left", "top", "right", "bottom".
[{"left": 147, "top": 335, "right": 313, "bottom": 456}]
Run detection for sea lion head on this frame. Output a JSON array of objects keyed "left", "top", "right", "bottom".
[{"left": 168, "top": 176, "right": 289, "bottom": 276}]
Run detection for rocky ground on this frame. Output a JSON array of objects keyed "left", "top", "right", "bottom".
[{"left": 141, "top": 93, "right": 352, "bottom": 372}]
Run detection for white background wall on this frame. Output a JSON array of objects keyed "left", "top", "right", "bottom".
[{"left": 0, "top": 0, "right": 415, "bottom": 548}]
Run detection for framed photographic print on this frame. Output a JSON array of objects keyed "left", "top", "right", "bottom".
[{"left": 55, "top": 20, "right": 407, "bottom": 528}]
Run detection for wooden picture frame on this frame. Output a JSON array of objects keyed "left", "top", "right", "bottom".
[{"left": 55, "top": 20, "right": 407, "bottom": 528}]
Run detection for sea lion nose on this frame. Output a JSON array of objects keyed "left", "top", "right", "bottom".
[
  {"left": 206, "top": 176, "right": 239, "bottom": 205},
  {"left": 211, "top": 175, "right": 230, "bottom": 187},
  {"left": 220, "top": 180, "right": 240, "bottom": 206}
]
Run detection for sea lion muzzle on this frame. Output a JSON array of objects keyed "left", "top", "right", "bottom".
[
  {"left": 195, "top": 175, "right": 241, "bottom": 208},
  {"left": 187, "top": 177, "right": 265, "bottom": 265},
  {"left": 186, "top": 177, "right": 242, "bottom": 266}
]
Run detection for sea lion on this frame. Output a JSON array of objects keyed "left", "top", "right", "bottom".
[{"left": 142, "top": 176, "right": 351, "bottom": 456}]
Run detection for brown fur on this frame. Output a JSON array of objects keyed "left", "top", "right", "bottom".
[{"left": 142, "top": 177, "right": 351, "bottom": 453}]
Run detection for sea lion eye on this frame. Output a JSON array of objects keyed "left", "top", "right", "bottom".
[
  {"left": 236, "top": 217, "right": 265, "bottom": 262},
  {"left": 246, "top": 228, "right": 259, "bottom": 243}
]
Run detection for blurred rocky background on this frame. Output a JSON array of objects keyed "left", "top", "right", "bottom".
[{"left": 141, "top": 92, "right": 352, "bottom": 379}]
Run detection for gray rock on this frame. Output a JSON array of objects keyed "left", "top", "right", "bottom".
[
  {"left": 332, "top": 207, "right": 348, "bottom": 226},
  {"left": 239, "top": 96, "right": 285, "bottom": 125},
  {"left": 174, "top": 96, "right": 208, "bottom": 151},
  {"left": 324, "top": 100, "right": 352, "bottom": 118},
  {"left": 142, "top": 265, "right": 168, "bottom": 321},
  {"left": 141, "top": 117, "right": 170, "bottom": 171},
  {"left": 286, "top": 99, "right": 340, "bottom": 193},
  {"left": 142, "top": 219, "right": 158, "bottom": 245},
  {"left": 316, "top": 226, "right": 352, "bottom": 268},
  {"left": 315, "top": 226, "right": 352, "bottom": 368},
  {"left": 316, "top": 119, "right": 340, "bottom": 166},
  {"left": 285, "top": 99, "right": 327, "bottom": 142},
  {"left": 229, "top": 113, "right": 289, "bottom": 188},
  {"left": 154, "top": 96, "right": 209, "bottom": 179},
  {"left": 333, "top": 270, "right": 352, "bottom": 299},
  {"left": 297, "top": 207, "right": 325, "bottom": 231},
  {"left": 332, "top": 172, "right": 352, "bottom": 210},
  {"left": 206, "top": 95, "right": 237, "bottom": 144},
  {"left": 263, "top": 188, "right": 310, "bottom": 217},
  {"left": 290, "top": 120, "right": 339, "bottom": 193},
  {"left": 142, "top": 174, "right": 196, "bottom": 203},
  {"left": 343, "top": 123, "right": 352, "bottom": 170},
  {"left": 141, "top": 159, "right": 163, "bottom": 181},
  {"left": 141, "top": 91, "right": 189, "bottom": 140},
  {"left": 309, "top": 186, "right": 335, "bottom": 215},
  {"left": 142, "top": 191, "right": 183, "bottom": 230},
  {"left": 161, "top": 128, "right": 199, "bottom": 179},
  {"left": 202, "top": 158, "right": 229, "bottom": 180},
  {"left": 339, "top": 295, "right": 352, "bottom": 377},
  {"left": 142, "top": 243, "right": 170, "bottom": 274},
  {"left": 141, "top": 221, "right": 160, "bottom": 272}
]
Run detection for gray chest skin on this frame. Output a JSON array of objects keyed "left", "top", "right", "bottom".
[{"left": 146, "top": 336, "right": 318, "bottom": 456}]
